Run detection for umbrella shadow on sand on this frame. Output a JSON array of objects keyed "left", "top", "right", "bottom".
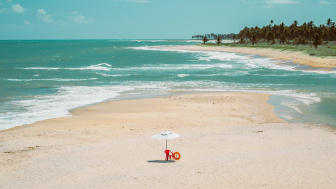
[{"left": 147, "top": 160, "right": 176, "bottom": 163}]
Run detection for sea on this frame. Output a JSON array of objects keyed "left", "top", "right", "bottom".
[{"left": 0, "top": 39, "right": 336, "bottom": 131}]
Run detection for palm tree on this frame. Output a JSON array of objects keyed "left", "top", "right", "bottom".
[
  {"left": 327, "top": 18, "right": 332, "bottom": 27},
  {"left": 251, "top": 33, "right": 258, "bottom": 45},
  {"left": 293, "top": 20, "right": 298, "bottom": 27},
  {"left": 312, "top": 34, "right": 322, "bottom": 48},
  {"left": 238, "top": 35, "right": 246, "bottom": 44},
  {"left": 279, "top": 34, "right": 286, "bottom": 44},
  {"left": 231, "top": 19, "right": 335, "bottom": 45},
  {"left": 216, "top": 35, "right": 222, "bottom": 45},
  {"left": 202, "top": 35, "right": 209, "bottom": 44},
  {"left": 232, "top": 34, "right": 237, "bottom": 43}
]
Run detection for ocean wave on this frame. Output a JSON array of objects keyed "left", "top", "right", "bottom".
[
  {"left": 0, "top": 86, "right": 132, "bottom": 130},
  {"left": 281, "top": 101, "right": 302, "bottom": 113},
  {"left": 19, "top": 63, "right": 113, "bottom": 71},
  {"left": 131, "top": 46, "right": 336, "bottom": 74},
  {"left": 177, "top": 74, "right": 189, "bottom": 78},
  {"left": 6, "top": 78, "right": 98, "bottom": 82},
  {"left": 96, "top": 73, "right": 131, "bottom": 77},
  {"left": 68, "top": 63, "right": 112, "bottom": 71},
  {"left": 111, "top": 63, "right": 233, "bottom": 71},
  {"left": 108, "top": 81, "right": 319, "bottom": 105},
  {"left": 0, "top": 79, "right": 323, "bottom": 130}
]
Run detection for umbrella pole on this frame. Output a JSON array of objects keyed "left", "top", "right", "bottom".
[{"left": 166, "top": 139, "right": 167, "bottom": 150}]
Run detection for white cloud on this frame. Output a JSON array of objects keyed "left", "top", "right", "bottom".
[
  {"left": 69, "top": 12, "right": 92, "bottom": 24},
  {"left": 126, "top": 0, "right": 150, "bottom": 2},
  {"left": 0, "top": 8, "right": 5, "bottom": 13},
  {"left": 24, "top": 20, "right": 30, "bottom": 25},
  {"left": 264, "top": 0, "right": 300, "bottom": 8},
  {"left": 12, "top": 3, "right": 25, "bottom": 13},
  {"left": 72, "top": 15, "right": 89, "bottom": 24},
  {"left": 37, "top": 9, "right": 53, "bottom": 23},
  {"left": 319, "top": 0, "right": 336, "bottom": 4},
  {"left": 113, "top": 0, "right": 150, "bottom": 3},
  {"left": 265, "top": 0, "right": 300, "bottom": 5}
]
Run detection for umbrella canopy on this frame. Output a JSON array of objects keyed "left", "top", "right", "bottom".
[
  {"left": 152, "top": 131, "right": 180, "bottom": 150},
  {"left": 152, "top": 131, "right": 180, "bottom": 140}
]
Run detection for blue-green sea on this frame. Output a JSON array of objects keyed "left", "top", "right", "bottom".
[{"left": 0, "top": 40, "right": 335, "bottom": 130}]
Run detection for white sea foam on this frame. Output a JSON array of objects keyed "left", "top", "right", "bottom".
[
  {"left": 131, "top": 46, "right": 336, "bottom": 74},
  {"left": 22, "top": 67, "right": 60, "bottom": 70},
  {"left": 281, "top": 101, "right": 302, "bottom": 113},
  {"left": 6, "top": 78, "right": 98, "bottom": 82},
  {"left": 0, "top": 79, "right": 323, "bottom": 130},
  {"left": 111, "top": 63, "right": 232, "bottom": 71},
  {"left": 68, "top": 63, "right": 112, "bottom": 71},
  {"left": 19, "top": 63, "right": 113, "bottom": 71},
  {"left": 278, "top": 114, "right": 295, "bottom": 120},
  {"left": 97, "top": 73, "right": 131, "bottom": 77},
  {"left": 177, "top": 74, "right": 189, "bottom": 78},
  {"left": 274, "top": 91, "right": 321, "bottom": 105},
  {"left": 0, "top": 86, "right": 132, "bottom": 130}
]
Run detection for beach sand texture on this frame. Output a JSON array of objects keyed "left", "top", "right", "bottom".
[
  {"left": 160, "top": 45, "right": 336, "bottom": 68},
  {"left": 1, "top": 93, "right": 335, "bottom": 189}
]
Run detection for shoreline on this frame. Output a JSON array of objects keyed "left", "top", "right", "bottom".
[
  {"left": 0, "top": 92, "right": 283, "bottom": 133},
  {"left": 1, "top": 92, "right": 336, "bottom": 188},
  {"left": 158, "top": 45, "right": 336, "bottom": 69}
]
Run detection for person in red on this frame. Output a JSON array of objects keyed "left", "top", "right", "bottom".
[{"left": 164, "top": 150, "right": 174, "bottom": 161}]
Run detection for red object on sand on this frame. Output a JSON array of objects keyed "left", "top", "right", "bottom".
[{"left": 164, "top": 150, "right": 174, "bottom": 161}]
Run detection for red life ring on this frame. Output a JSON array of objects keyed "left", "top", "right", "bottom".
[{"left": 173, "top": 152, "right": 181, "bottom": 160}]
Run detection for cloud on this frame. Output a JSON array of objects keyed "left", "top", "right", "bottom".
[
  {"left": 0, "top": 8, "right": 5, "bottom": 13},
  {"left": 71, "top": 15, "right": 89, "bottom": 24},
  {"left": 113, "top": 0, "right": 150, "bottom": 3},
  {"left": 37, "top": 9, "right": 53, "bottom": 23},
  {"left": 24, "top": 20, "right": 30, "bottom": 25},
  {"left": 265, "top": 0, "right": 300, "bottom": 5},
  {"left": 126, "top": 0, "right": 150, "bottom": 2},
  {"left": 264, "top": 0, "right": 300, "bottom": 8},
  {"left": 69, "top": 12, "right": 92, "bottom": 24},
  {"left": 319, "top": 0, "right": 336, "bottom": 4},
  {"left": 12, "top": 3, "right": 25, "bottom": 13}
]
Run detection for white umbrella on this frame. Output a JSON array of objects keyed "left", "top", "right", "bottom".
[{"left": 152, "top": 130, "right": 180, "bottom": 150}]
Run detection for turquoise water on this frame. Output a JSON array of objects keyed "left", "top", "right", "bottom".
[{"left": 0, "top": 40, "right": 335, "bottom": 130}]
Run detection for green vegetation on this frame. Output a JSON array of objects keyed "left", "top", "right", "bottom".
[{"left": 198, "top": 18, "right": 336, "bottom": 57}]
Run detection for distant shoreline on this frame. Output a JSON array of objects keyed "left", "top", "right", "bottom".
[{"left": 159, "top": 45, "right": 336, "bottom": 68}]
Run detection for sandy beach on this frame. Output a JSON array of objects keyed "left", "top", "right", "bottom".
[
  {"left": 159, "top": 45, "right": 336, "bottom": 68},
  {"left": 1, "top": 93, "right": 335, "bottom": 189}
]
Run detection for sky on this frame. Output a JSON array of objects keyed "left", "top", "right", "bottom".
[{"left": 0, "top": 0, "right": 335, "bottom": 39}]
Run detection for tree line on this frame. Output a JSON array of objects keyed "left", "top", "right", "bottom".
[
  {"left": 200, "top": 18, "right": 336, "bottom": 48},
  {"left": 192, "top": 33, "right": 235, "bottom": 40}
]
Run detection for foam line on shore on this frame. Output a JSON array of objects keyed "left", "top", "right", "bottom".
[{"left": 153, "top": 45, "right": 336, "bottom": 69}]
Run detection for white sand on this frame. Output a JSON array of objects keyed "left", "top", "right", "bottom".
[{"left": 1, "top": 93, "right": 335, "bottom": 188}]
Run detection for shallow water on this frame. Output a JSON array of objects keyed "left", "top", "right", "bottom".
[{"left": 0, "top": 39, "right": 335, "bottom": 130}]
